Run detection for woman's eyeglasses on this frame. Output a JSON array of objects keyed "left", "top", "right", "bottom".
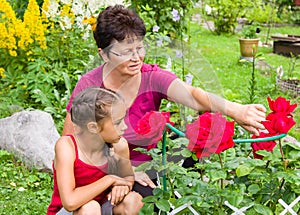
[{"left": 110, "top": 46, "right": 146, "bottom": 60}]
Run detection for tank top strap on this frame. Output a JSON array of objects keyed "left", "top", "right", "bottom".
[{"left": 66, "top": 134, "right": 79, "bottom": 159}]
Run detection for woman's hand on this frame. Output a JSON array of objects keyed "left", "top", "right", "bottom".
[
  {"left": 134, "top": 171, "right": 156, "bottom": 188},
  {"left": 232, "top": 104, "right": 266, "bottom": 136},
  {"left": 107, "top": 185, "right": 130, "bottom": 206}
]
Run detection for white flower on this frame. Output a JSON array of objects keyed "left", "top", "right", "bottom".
[
  {"left": 171, "top": 8, "right": 180, "bottom": 21},
  {"left": 60, "top": 16, "right": 73, "bottom": 30},
  {"left": 60, "top": 0, "right": 72, "bottom": 4},
  {"left": 186, "top": 115, "right": 194, "bottom": 122},
  {"left": 205, "top": 4, "right": 212, "bottom": 15},
  {"left": 156, "top": 40, "right": 163, "bottom": 47},
  {"left": 185, "top": 73, "right": 194, "bottom": 85},
  {"left": 152, "top": 25, "right": 160, "bottom": 32},
  {"left": 82, "top": 31, "right": 90, "bottom": 40},
  {"left": 47, "top": 0, "right": 60, "bottom": 18},
  {"left": 166, "top": 57, "right": 172, "bottom": 71},
  {"left": 18, "top": 187, "right": 26, "bottom": 192},
  {"left": 176, "top": 50, "right": 183, "bottom": 58}
]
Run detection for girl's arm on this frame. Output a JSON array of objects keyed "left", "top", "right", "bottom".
[
  {"left": 167, "top": 78, "right": 266, "bottom": 135},
  {"left": 115, "top": 138, "right": 134, "bottom": 185},
  {"left": 55, "top": 136, "right": 132, "bottom": 212}
]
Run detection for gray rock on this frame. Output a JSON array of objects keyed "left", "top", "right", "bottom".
[{"left": 0, "top": 110, "right": 60, "bottom": 172}]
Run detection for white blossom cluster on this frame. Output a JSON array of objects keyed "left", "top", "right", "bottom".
[{"left": 42, "top": 0, "right": 125, "bottom": 38}]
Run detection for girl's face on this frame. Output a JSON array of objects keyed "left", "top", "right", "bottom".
[
  {"left": 99, "top": 102, "right": 127, "bottom": 143},
  {"left": 105, "top": 37, "right": 145, "bottom": 76}
]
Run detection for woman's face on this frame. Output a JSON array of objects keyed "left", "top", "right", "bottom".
[{"left": 105, "top": 37, "right": 145, "bottom": 76}]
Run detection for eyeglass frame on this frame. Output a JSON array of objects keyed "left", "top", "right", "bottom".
[{"left": 109, "top": 46, "right": 146, "bottom": 59}]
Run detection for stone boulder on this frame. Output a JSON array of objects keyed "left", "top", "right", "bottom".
[{"left": 0, "top": 110, "right": 60, "bottom": 172}]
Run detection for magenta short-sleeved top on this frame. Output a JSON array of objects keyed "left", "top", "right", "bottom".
[{"left": 66, "top": 63, "right": 177, "bottom": 166}]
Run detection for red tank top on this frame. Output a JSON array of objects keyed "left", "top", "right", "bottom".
[{"left": 47, "top": 135, "right": 110, "bottom": 215}]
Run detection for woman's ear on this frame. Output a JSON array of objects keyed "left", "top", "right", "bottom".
[
  {"left": 87, "top": 122, "right": 101, "bottom": 134},
  {"left": 98, "top": 48, "right": 109, "bottom": 62}
]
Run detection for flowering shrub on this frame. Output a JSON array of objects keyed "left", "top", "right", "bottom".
[
  {"left": 252, "top": 96, "right": 297, "bottom": 159},
  {"left": 0, "top": 0, "right": 121, "bottom": 131},
  {"left": 135, "top": 97, "right": 299, "bottom": 214}
]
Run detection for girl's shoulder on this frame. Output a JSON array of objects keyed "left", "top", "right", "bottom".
[{"left": 55, "top": 135, "right": 76, "bottom": 156}]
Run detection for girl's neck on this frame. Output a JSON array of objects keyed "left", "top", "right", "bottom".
[{"left": 74, "top": 133, "right": 107, "bottom": 166}]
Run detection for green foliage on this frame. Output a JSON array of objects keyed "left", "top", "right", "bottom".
[
  {"left": 137, "top": 135, "right": 300, "bottom": 214},
  {"left": 0, "top": 23, "right": 97, "bottom": 133},
  {"left": 127, "top": 0, "right": 197, "bottom": 40},
  {"left": 0, "top": 150, "right": 53, "bottom": 214},
  {"left": 203, "top": 0, "right": 262, "bottom": 34},
  {"left": 241, "top": 24, "right": 260, "bottom": 39}
]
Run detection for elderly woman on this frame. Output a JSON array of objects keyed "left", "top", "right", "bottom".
[{"left": 62, "top": 5, "right": 266, "bottom": 196}]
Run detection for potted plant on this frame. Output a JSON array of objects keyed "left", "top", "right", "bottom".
[{"left": 239, "top": 24, "right": 261, "bottom": 60}]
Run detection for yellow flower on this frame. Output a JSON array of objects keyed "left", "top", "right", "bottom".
[
  {"left": 82, "top": 16, "right": 97, "bottom": 31},
  {"left": 23, "top": 0, "right": 48, "bottom": 49},
  {"left": 0, "top": 68, "right": 6, "bottom": 78},
  {"left": 8, "top": 50, "right": 17, "bottom": 57},
  {"left": 26, "top": 51, "right": 33, "bottom": 56}
]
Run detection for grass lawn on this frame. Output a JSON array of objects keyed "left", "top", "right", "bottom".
[
  {"left": 189, "top": 23, "right": 300, "bottom": 140},
  {"left": 0, "top": 22, "right": 299, "bottom": 214}
]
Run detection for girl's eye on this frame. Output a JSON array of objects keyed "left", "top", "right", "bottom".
[{"left": 114, "top": 120, "right": 122, "bottom": 125}]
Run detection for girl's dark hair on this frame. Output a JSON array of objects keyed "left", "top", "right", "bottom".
[
  {"left": 70, "top": 87, "right": 121, "bottom": 174},
  {"left": 93, "top": 5, "right": 146, "bottom": 49}
]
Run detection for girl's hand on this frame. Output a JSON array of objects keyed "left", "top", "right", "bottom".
[
  {"left": 109, "top": 175, "right": 132, "bottom": 187},
  {"left": 134, "top": 171, "right": 156, "bottom": 188},
  {"left": 233, "top": 104, "right": 266, "bottom": 136},
  {"left": 107, "top": 185, "right": 130, "bottom": 205}
]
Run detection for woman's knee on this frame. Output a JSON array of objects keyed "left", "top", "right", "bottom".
[{"left": 74, "top": 200, "right": 101, "bottom": 215}]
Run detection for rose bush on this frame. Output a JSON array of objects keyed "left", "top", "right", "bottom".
[{"left": 135, "top": 97, "right": 299, "bottom": 214}]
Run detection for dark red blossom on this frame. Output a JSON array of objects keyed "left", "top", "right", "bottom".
[
  {"left": 135, "top": 111, "right": 174, "bottom": 150},
  {"left": 263, "top": 112, "right": 296, "bottom": 135},
  {"left": 251, "top": 132, "right": 277, "bottom": 159},
  {"left": 185, "top": 112, "right": 235, "bottom": 158},
  {"left": 267, "top": 96, "right": 297, "bottom": 115}
]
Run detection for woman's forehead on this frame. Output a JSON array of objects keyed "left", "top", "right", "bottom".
[{"left": 112, "top": 36, "right": 143, "bottom": 48}]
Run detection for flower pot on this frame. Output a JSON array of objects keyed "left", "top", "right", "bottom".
[{"left": 239, "top": 38, "right": 260, "bottom": 58}]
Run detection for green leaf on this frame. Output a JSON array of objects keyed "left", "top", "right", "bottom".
[
  {"left": 236, "top": 165, "right": 254, "bottom": 177},
  {"left": 142, "top": 195, "right": 158, "bottom": 203},
  {"left": 253, "top": 204, "right": 273, "bottom": 215},
  {"left": 208, "top": 169, "right": 227, "bottom": 181},
  {"left": 248, "top": 184, "right": 260, "bottom": 194},
  {"left": 156, "top": 199, "right": 170, "bottom": 212},
  {"left": 139, "top": 203, "right": 155, "bottom": 215}
]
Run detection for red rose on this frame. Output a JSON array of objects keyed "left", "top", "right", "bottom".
[
  {"left": 185, "top": 112, "right": 235, "bottom": 158},
  {"left": 267, "top": 96, "right": 297, "bottom": 115},
  {"left": 251, "top": 132, "right": 277, "bottom": 159},
  {"left": 135, "top": 111, "right": 174, "bottom": 150},
  {"left": 262, "top": 112, "right": 296, "bottom": 134}
]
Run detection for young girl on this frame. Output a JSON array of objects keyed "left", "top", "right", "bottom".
[{"left": 47, "top": 87, "right": 143, "bottom": 215}]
